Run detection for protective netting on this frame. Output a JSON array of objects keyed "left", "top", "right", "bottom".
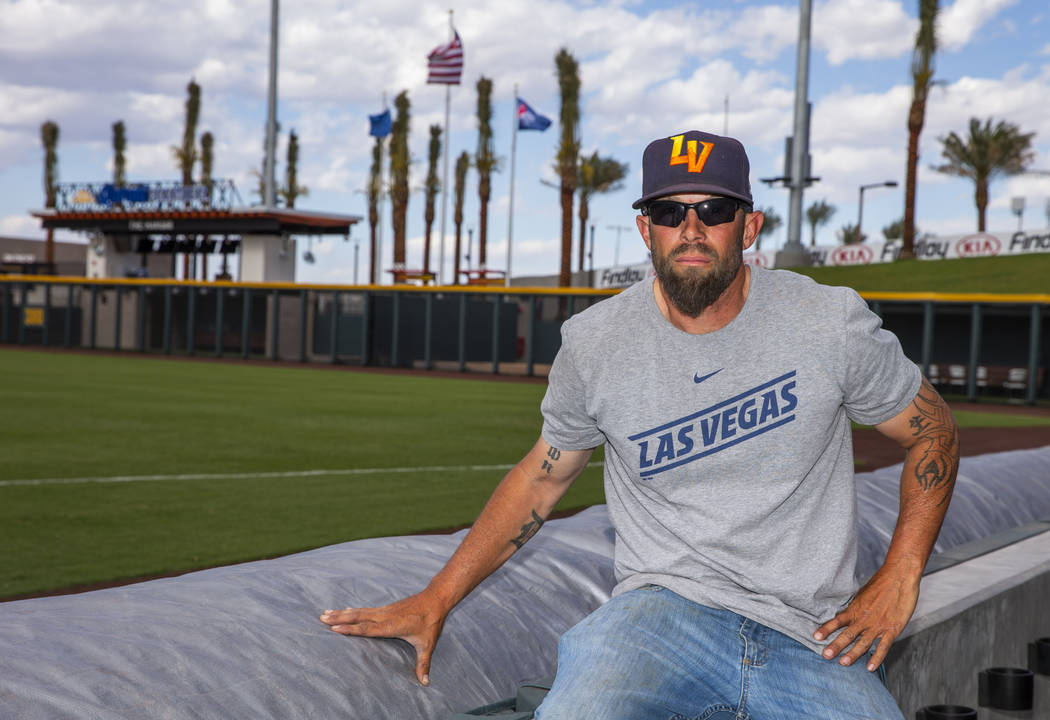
[{"left": 0, "top": 445, "right": 1047, "bottom": 719}]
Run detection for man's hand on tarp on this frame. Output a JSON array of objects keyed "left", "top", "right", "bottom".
[{"left": 321, "top": 591, "right": 446, "bottom": 686}]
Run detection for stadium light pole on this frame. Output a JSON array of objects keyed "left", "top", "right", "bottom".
[
  {"left": 776, "top": 0, "right": 813, "bottom": 268},
  {"left": 263, "top": 0, "right": 279, "bottom": 208},
  {"left": 1011, "top": 196, "right": 1025, "bottom": 231},
  {"left": 857, "top": 181, "right": 897, "bottom": 240}
]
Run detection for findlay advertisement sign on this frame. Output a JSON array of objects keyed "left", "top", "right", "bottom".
[{"left": 747, "top": 229, "right": 1050, "bottom": 269}]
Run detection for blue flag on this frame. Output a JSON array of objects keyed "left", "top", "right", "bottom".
[
  {"left": 517, "top": 98, "right": 551, "bottom": 131},
  {"left": 369, "top": 109, "right": 392, "bottom": 138}
]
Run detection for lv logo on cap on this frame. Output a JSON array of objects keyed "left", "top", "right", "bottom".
[{"left": 669, "top": 134, "right": 714, "bottom": 174}]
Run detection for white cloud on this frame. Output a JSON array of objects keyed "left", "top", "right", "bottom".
[
  {"left": 728, "top": 4, "right": 800, "bottom": 63},
  {"left": 0, "top": 83, "right": 84, "bottom": 128},
  {"left": 924, "top": 69, "right": 1050, "bottom": 141},
  {"left": 939, "top": 0, "right": 1018, "bottom": 51},
  {"left": 126, "top": 143, "right": 180, "bottom": 178},
  {"left": 812, "top": 85, "right": 912, "bottom": 146},
  {"left": 815, "top": 0, "right": 914, "bottom": 65},
  {"left": 0, "top": 214, "right": 46, "bottom": 238}
]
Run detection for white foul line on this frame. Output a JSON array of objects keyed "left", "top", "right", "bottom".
[{"left": 0, "top": 462, "right": 604, "bottom": 488}]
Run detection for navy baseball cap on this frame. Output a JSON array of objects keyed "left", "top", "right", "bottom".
[{"left": 632, "top": 130, "right": 753, "bottom": 209}]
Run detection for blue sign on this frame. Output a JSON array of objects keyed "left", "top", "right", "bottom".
[{"left": 96, "top": 184, "right": 149, "bottom": 206}]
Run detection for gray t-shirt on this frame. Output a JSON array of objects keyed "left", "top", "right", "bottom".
[{"left": 540, "top": 266, "right": 921, "bottom": 652}]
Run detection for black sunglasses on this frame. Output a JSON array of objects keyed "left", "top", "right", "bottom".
[{"left": 642, "top": 198, "right": 748, "bottom": 228}]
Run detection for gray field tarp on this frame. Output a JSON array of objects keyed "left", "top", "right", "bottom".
[
  {"left": 854, "top": 444, "right": 1050, "bottom": 581},
  {"left": 1, "top": 445, "right": 1048, "bottom": 719}
]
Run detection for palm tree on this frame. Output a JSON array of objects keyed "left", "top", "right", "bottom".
[
  {"left": 199, "top": 131, "right": 213, "bottom": 192},
  {"left": 555, "top": 49, "right": 580, "bottom": 287},
  {"left": 279, "top": 130, "right": 308, "bottom": 209},
  {"left": 172, "top": 79, "right": 201, "bottom": 186},
  {"left": 577, "top": 152, "right": 627, "bottom": 271},
  {"left": 171, "top": 79, "right": 201, "bottom": 277},
  {"left": 453, "top": 151, "right": 470, "bottom": 285},
  {"left": 423, "top": 124, "right": 442, "bottom": 276},
  {"left": 882, "top": 218, "right": 904, "bottom": 241},
  {"left": 838, "top": 223, "right": 864, "bottom": 245},
  {"left": 196, "top": 130, "right": 215, "bottom": 279},
  {"left": 901, "top": 0, "right": 938, "bottom": 260},
  {"left": 389, "top": 91, "right": 411, "bottom": 277},
  {"left": 806, "top": 199, "right": 835, "bottom": 246},
  {"left": 367, "top": 136, "right": 383, "bottom": 284},
  {"left": 932, "top": 117, "right": 1035, "bottom": 232},
  {"left": 41, "top": 121, "right": 59, "bottom": 269},
  {"left": 475, "top": 77, "right": 495, "bottom": 270},
  {"left": 112, "top": 121, "right": 127, "bottom": 187},
  {"left": 755, "top": 206, "right": 782, "bottom": 251}
]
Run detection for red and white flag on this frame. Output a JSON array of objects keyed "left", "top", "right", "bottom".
[{"left": 427, "top": 30, "right": 463, "bottom": 85}]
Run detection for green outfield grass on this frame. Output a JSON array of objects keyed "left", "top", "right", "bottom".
[
  {"left": 0, "top": 349, "right": 605, "bottom": 599},
  {"left": 1, "top": 348, "right": 1047, "bottom": 601}
]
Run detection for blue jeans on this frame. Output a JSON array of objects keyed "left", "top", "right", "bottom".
[{"left": 534, "top": 585, "right": 904, "bottom": 720}]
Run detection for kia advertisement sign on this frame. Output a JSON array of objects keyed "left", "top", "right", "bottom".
[
  {"left": 743, "top": 251, "right": 772, "bottom": 268},
  {"left": 954, "top": 233, "right": 1002, "bottom": 258},
  {"left": 831, "top": 244, "right": 874, "bottom": 266}
]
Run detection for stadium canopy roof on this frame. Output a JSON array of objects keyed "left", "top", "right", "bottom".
[{"left": 31, "top": 206, "right": 360, "bottom": 237}]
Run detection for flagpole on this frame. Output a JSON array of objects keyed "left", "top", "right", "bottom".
[
  {"left": 439, "top": 85, "right": 450, "bottom": 284},
  {"left": 376, "top": 135, "right": 384, "bottom": 285},
  {"left": 505, "top": 85, "right": 518, "bottom": 288},
  {"left": 437, "top": 9, "right": 454, "bottom": 285},
  {"left": 374, "top": 92, "right": 386, "bottom": 286}
]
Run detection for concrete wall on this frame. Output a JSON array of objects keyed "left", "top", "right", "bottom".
[
  {"left": 80, "top": 286, "right": 141, "bottom": 350},
  {"left": 240, "top": 234, "right": 296, "bottom": 283},
  {"left": 886, "top": 529, "right": 1050, "bottom": 718},
  {"left": 263, "top": 290, "right": 307, "bottom": 360}
]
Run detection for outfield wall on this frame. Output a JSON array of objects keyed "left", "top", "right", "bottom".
[{"left": 2, "top": 276, "right": 1048, "bottom": 403}]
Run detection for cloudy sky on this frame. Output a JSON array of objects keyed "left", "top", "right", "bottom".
[{"left": 2, "top": 0, "right": 1049, "bottom": 283}]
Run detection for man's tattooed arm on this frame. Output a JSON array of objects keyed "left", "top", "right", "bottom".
[
  {"left": 905, "top": 378, "right": 960, "bottom": 503},
  {"left": 540, "top": 444, "right": 561, "bottom": 475},
  {"left": 508, "top": 444, "right": 562, "bottom": 549},
  {"left": 510, "top": 510, "right": 546, "bottom": 549}
]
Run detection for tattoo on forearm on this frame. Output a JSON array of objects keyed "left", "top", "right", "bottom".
[
  {"left": 540, "top": 445, "right": 561, "bottom": 475},
  {"left": 510, "top": 510, "right": 545, "bottom": 549},
  {"left": 907, "top": 378, "right": 959, "bottom": 503}
]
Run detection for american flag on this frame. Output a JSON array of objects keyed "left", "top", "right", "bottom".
[{"left": 426, "top": 31, "right": 463, "bottom": 85}]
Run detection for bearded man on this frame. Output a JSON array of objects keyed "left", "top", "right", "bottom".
[{"left": 321, "top": 130, "right": 959, "bottom": 720}]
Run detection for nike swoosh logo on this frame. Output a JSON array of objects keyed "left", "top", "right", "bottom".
[{"left": 693, "top": 369, "right": 723, "bottom": 384}]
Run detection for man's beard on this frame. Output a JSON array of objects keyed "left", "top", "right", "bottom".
[{"left": 651, "top": 226, "right": 743, "bottom": 318}]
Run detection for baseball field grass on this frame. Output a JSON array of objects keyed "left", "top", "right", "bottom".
[
  {"left": 3, "top": 347, "right": 1049, "bottom": 601},
  {"left": 0, "top": 349, "right": 606, "bottom": 600}
]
